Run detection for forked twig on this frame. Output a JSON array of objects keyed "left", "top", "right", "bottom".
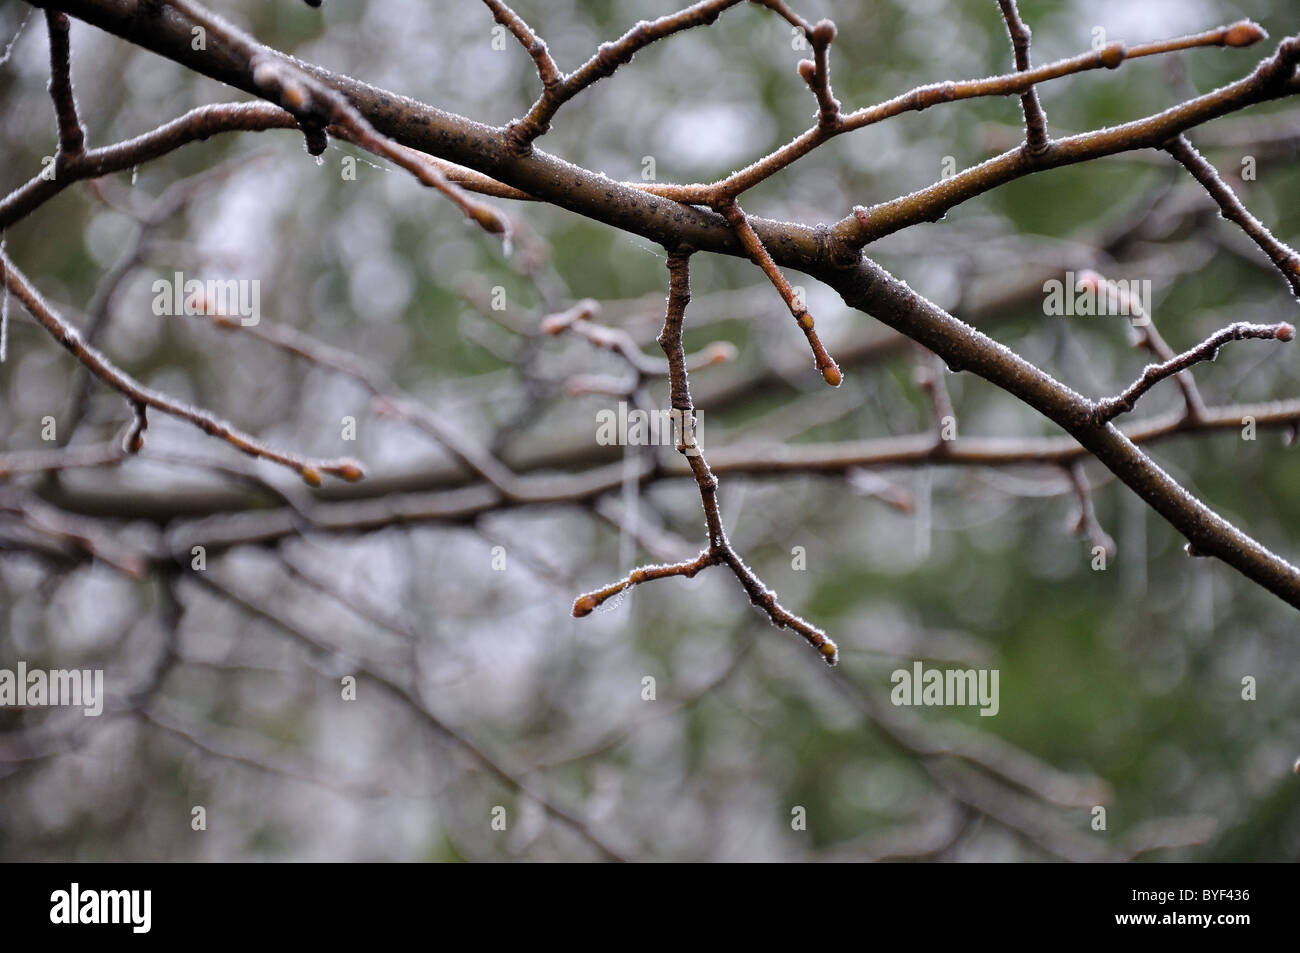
[
  {"left": 997, "top": 0, "right": 1049, "bottom": 154},
  {"left": 1094, "top": 321, "right": 1294, "bottom": 425},
  {"left": 572, "top": 252, "right": 839, "bottom": 665}
]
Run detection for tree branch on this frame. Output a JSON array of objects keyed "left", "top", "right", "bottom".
[
  {"left": 573, "top": 252, "right": 839, "bottom": 664},
  {"left": 1163, "top": 133, "right": 1300, "bottom": 298},
  {"left": 2, "top": 249, "right": 364, "bottom": 485},
  {"left": 996, "top": 0, "right": 1049, "bottom": 154},
  {"left": 43, "top": 9, "right": 85, "bottom": 160},
  {"left": 0, "top": 101, "right": 296, "bottom": 230},
  {"left": 21, "top": 0, "right": 1300, "bottom": 613},
  {"left": 1094, "top": 320, "right": 1294, "bottom": 425}
]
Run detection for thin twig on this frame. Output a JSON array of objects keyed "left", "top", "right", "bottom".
[
  {"left": 1076, "top": 270, "right": 1208, "bottom": 423},
  {"left": 540, "top": 298, "right": 736, "bottom": 376},
  {"left": 838, "top": 30, "right": 1297, "bottom": 248},
  {"left": 1065, "top": 462, "right": 1116, "bottom": 557},
  {"left": 573, "top": 252, "right": 839, "bottom": 664},
  {"left": 0, "top": 101, "right": 296, "bottom": 231},
  {"left": 43, "top": 10, "right": 85, "bottom": 161},
  {"left": 1164, "top": 133, "right": 1300, "bottom": 298},
  {"left": 717, "top": 198, "right": 842, "bottom": 386},
  {"left": 795, "top": 18, "right": 841, "bottom": 129},
  {"left": 2, "top": 250, "right": 363, "bottom": 486},
  {"left": 479, "top": 0, "right": 561, "bottom": 87},
  {"left": 167, "top": 0, "right": 509, "bottom": 235},
  {"left": 1094, "top": 320, "right": 1294, "bottom": 424},
  {"left": 497, "top": 0, "right": 742, "bottom": 150},
  {"left": 646, "top": 18, "right": 1270, "bottom": 203},
  {"left": 997, "top": 0, "right": 1049, "bottom": 154},
  {"left": 914, "top": 345, "right": 956, "bottom": 450},
  {"left": 198, "top": 309, "right": 526, "bottom": 498}
]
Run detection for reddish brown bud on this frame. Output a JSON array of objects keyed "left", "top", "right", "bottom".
[
  {"left": 811, "top": 20, "right": 837, "bottom": 46},
  {"left": 1223, "top": 20, "right": 1267, "bottom": 48},
  {"left": 572, "top": 594, "right": 598, "bottom": 617},
  {"left": 470, "top": 205, "right": 508, "bottom": 235},
  {"left": 1277, "top": 323, "right": 1295, "bottom": 343},
  {"left": 797, "top": 59, "right": 817, "bottom": 85},
  {"left": 301, "top": 466, "right": 323, "bottom": 487}
]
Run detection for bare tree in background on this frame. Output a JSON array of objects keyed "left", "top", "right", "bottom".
[{"left": 1, "top": 0, "right": 1299, "bottom": 861}]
